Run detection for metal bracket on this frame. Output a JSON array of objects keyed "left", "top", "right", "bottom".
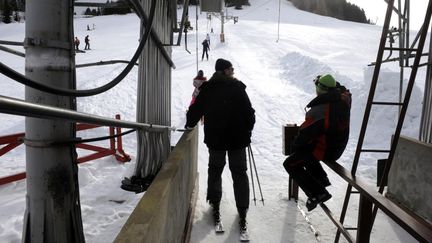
[
  {"left": 23, "top": 137, "right": 80, "bottom": 147},
  {"left": 24, "top": 37, "right": 71, "bottom": 50}
]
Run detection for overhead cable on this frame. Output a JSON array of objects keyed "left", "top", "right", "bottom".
[{"left": 0, "top": 0, "right": 156, "bottom": 97}]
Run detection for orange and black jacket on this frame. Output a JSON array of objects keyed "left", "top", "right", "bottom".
[{"left": 294, "top": 84, "right": 352, "bottom": 161}]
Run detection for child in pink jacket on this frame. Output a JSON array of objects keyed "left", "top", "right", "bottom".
[{"left": 190, "top": 70, "right": 207, "bottom": 106}]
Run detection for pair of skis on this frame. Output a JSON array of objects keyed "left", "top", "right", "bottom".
[{"left": 214, "top": 219, "right": 250, "bottom": 242}]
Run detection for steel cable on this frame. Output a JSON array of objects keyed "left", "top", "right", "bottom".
[
  {"left": 53, "top": 128, "right": 137, "bottom": 145},
  {"left": 0, "top": 0, "right": 157, "bottom": 97}
]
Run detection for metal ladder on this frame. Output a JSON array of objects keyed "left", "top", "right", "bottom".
[{"left": 335, "top": 0, "right": 432, "bottom": 242}]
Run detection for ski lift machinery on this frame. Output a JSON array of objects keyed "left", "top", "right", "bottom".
[{"left": 200, "top": 0, "right": 224, "bottom": 42}]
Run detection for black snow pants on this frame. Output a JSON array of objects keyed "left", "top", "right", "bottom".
[
  {"left": 202, "top": 49, "right": 209, "bottom": 60},
  {"left": 283, "top": 151, "right": 328, "bottom": 198},
  {"left": 207, "top": 147, "right": 249, "bottom": 209}
]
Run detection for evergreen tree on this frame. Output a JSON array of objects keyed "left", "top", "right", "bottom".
[
  {"left": 2, "top": 0, "right": 12, "bottom": 24},
  {"left": 84, "top": 7, "right": 92, "bottom": 15},
  {"left": 17, "top": 0, "right": 25, "bottom": 11},
  {"left": 225, "top": 0, "right": 250, "bottom": 8},
  {"left": 102, "top": 0, "right": 131, "bottom": 15},
  {"left": 289, "top": 0, "right": 369, "bottom": 24},
  {"left": 13, "top": 11, "right": 20, "bottom": 22}
]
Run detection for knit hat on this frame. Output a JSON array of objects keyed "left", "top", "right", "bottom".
[
  {"left": 215, "top": 58, "right": 232, "bottom": 72},
  {"left": 197, "top": 70, "right": 204, "bottom": 77},
  {"left": 315, "top": 74, "right": 336, "bottom": 94}
]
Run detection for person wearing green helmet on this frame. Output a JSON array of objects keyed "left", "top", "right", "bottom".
[{"left": 283, "top": 74, "right": 352, "bottom": 211}]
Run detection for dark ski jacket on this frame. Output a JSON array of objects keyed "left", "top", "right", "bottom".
[
  {"left": 186, "top": 72, "right": 255, "bottom": 150},
  {"left": 202, "top": 40, "right": 210, "bottom": 51},
  {"left": 294, "top": 83, "right": 351, "bottom": 161}
]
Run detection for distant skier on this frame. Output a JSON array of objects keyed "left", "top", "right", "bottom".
[
  {"left": 74, "top": 37, "right": 80, "bottom": 51},
  {"left": 84, "top": 35, "right": 90, "bottom": 50},
  {"left": 206, "top": 33, "right": 211, "bottom": 46},
  {"left": 283, "top": 74, "right": 352, "bottom": 211},
  {"left": 202, "top": 39, "right": 210, "bottom": 61}
]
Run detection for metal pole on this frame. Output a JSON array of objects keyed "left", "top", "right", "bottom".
[
  {"left": 0, "top": 44, "right": 25, "bottom": 57},
  {"left": 397, "top": 0, "right": 404, "bottom": 113},
  {"left": 247, "top": 146, "right": 257, "bottom": 206},
  {"left": 196, "top": 3, "right": 199, "bottom": 73},
  {"left": 419, "top": 23, "right": 432, "bottom": 143},
  {"left": 220, "top": 7, "right": 225, "bottom": 43},
  {"left": 248, "top": 145, "right": 264, "bottom": 205},
  {"left": 22, "top": 0, "right": 85, "bottom": 242},
  {"left": 0, "top": 95, "right": 174, "bottom": 131},
  {"left": 276, "top": 0, "right": 281, "bottom": 42}
]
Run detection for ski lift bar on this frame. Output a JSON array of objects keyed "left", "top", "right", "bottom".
[
  {"left": 0, "top": 45, "right": 25, "bottom": 57},
  {"left": 0, "top": 40, "right": 24, "bottom": 46},
  {"left": 0, "top": 95, "right": 175, "bottom": 132}
]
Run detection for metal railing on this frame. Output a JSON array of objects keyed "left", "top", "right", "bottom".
[
  {"left": 0, "top": 95, "right": 175, "bottom": 132},
  {"left": 0, "top": 115, "right": 132, "bottom": 186}
]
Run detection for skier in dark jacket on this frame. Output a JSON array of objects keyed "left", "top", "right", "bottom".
[
  {"left": 84, "top": 35, "right": 90, "bottom": 50},
  {"left": 283, "top": 74, "right": 351, "bottom": 211},
  {"left": 186, "top": 58, "right": 255, "bottom": 234},
  {"left": 202, "top": 39, "right": 210, "bottom": 61}
]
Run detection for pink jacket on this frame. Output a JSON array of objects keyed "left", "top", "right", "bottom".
[{"left": 192, "top": 76, "right": 207, "bottom": 98}]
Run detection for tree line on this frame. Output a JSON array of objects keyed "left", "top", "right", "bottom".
[
  {"left": 83, "top": 0, "right": 132, "bottom": 16},
  {"left": 0, "top": 0, "right": 25, "bottom": 23},
  {"left": 289, "top": 0, "right": 371, "bottom": 24},
  {"left": 2, "top": 0, "right": 369, "bottom": 24},
  {"left": 177, "top": 0, "right": 251, "bottom": 8},
  {"left": 0, "top": 0, "right": 132, "bottom": 23}
]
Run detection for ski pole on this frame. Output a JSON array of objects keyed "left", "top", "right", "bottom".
[
  {"left": 247, "top": 146, "right": 257, "bottom": 206},
  {"left": 248, "top": 145, "right": 265, "bottom": 206}
]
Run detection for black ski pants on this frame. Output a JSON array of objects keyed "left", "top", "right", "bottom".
[
  {"left": 207, "top": 147, "right": 249, "bottom": 209},
  {"left": 283, "top": 151, "right": 328, "bottom": 198},
  {"left": 202, "top": 49, "right": 209, "bottom": 60}
]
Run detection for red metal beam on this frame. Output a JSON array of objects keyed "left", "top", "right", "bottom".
[
  {"left": 0, "top": 172, "right": 26, "bottom": 185},
  {"left": 0, "top": 115, "right": 131, "bottom": 186},
  {"left": 0, "top": 133, "right": 24, "bottom": 145},
  {"left": 76, "top": 123, "right": 100, "bottom": 131},
  {"left": 0, "top": 142, "right": 22, "bottom": 156},
  {"left": 77, "top": 150, "right": 116, "bottom": 164},
  {"left": 76, "top": 143, "right": 113, "bottom": 153}
]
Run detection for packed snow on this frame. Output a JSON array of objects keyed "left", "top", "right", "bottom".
[{"left": 0, "top": 0, "right": 428, "bottom": 242}]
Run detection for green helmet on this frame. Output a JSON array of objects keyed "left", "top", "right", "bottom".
[{"left": 315, "top": 74, "right": 336, "bottom": 94}]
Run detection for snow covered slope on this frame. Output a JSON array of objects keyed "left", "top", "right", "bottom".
[{"left": 0, "top": 0, "right": 425, "bottom": 242}]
